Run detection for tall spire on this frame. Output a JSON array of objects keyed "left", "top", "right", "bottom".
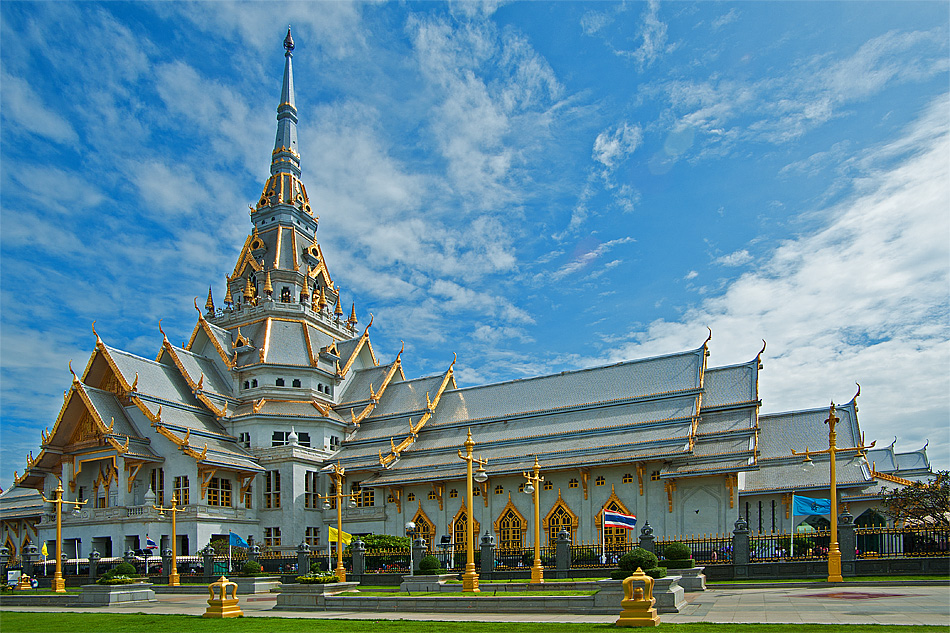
[{"left": 271, "top": 26, "right": 300, "bottom": 178}]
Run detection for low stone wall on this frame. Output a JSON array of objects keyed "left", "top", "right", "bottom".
[
  {"left": 274, "top": 582, "right": 360, "bottom": 610},
  {"left": 232, "top": 576, "right": 281, "bottom": 594},
  {"left": 78, "top": 583, "right": 157, "bottom": 606},
  {"left": 0, "top": 593, "right": 78, "bottom": 607}
]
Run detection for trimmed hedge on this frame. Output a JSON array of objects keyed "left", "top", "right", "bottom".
[
  {"left": 660, "top": 558, "right": 695, "bottom": 569},
  {"left": 295, "top": 574, "right": 340, "bottom": 584},
  {"left": 610, "top": 566, "right": 667, "bottom": 580},
  {"left": 419, "top": 555, "right": 442, "bottom": 572},
  {"left": 619, "top": 548, "right": 658, "bottom": 572},
  {"left": 96, "top": 576, "right": 146, "bottom": 585},
  {"left": 663, "top": 541, "right": 692, "bottom": 560},
  {"left": 241, "top": 560, "right": 264, "bottom": 576}
]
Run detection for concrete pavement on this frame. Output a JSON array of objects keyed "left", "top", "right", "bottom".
[{"left": 1, "top": 584, "right": 948, "bottom": 626}]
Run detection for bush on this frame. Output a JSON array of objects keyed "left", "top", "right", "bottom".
[
  {"left": 295, "top": 574, "right": 339, "bottom": 584},
  {"left": 114, "top": 562, "right": 137, "bottom": 576},
  {"left": 241, "top": 560, "right": 263, "bottom": 576},
  {"left": 619, "top": 548, "right": 658, "bottom": 572},
  {"left": 96, "top": 576, "right": 142, "bottom": 585},
  {"left": 610, "top": 565, "right": 667, "bottom": 580},
  {"left": 662, "top": 541, "right": 692, "bottom": 560},
  {"left": 310, "top": 561, "right": 328, "bottom": 574},
  {"left": 419, "top": 555, "right": 442, "bottom": 572},
  {"left": 659, "top": 558, "right": 695, "bottom": 569}
]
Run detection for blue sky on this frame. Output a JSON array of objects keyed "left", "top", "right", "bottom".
[{"left": 1, "top": 1, "right": 948, "bottom": 490}]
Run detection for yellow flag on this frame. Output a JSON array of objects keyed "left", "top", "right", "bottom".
[
  {"left": 41, "top": 543, "right": 48, "bottom": 557},
  {"left": 328, "top": 526, "right": 352, "bottom": 545}
]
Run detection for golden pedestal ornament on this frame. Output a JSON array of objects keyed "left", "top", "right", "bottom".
[
  {"left": 203, "top": 576, "right": 243, "bottom": 618},
  {"left": 616, "top": 568, "right": 661, "bottom": 627}
]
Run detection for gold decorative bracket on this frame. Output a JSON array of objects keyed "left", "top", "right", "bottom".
[
  {"left": 125, "top": 461, "right": 145, "bottom": 493},
  {"left": 431, "top": 483, "right": 444, "bottom": 511},
  {"left": 580, "top": 469, "right": 590, "bottom": 500},
  {"left": 636, "top": 463, "right": 645, "bottom": 496},
  {"left": 664, "top": 479, "right": 676, "bottom": 513},
  {"left": 199, "top": 467, "right": 218, "bottom": 500}
]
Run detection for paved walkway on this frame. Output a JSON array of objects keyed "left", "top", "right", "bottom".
[{"left": 2, "top": 585, "right": 948, "bottom": 626}]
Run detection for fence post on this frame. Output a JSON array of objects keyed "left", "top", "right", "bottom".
[
  {"left": 161, "top": 547, "right": 173, "bottom": 582},
  {"left": 23, "top": 544, "right": 38, "bottom": 577},
  {"left": 732, "top": 516, "right": 750, "bottom": 579},
  {"left": 247, "top": 536, "right": 257, "bottom": 562},
  {"left": 480, "top": 531, "right": 495, "bottom": 580},
  {"left": 352, "top": 538, "right": 365, "bottom": 580},
  {"left": 89, "top": 549, "right": 100, "bottom": 580},
  {"left": 638, "top": 522, "right": 655, "bottom": 553},
  {"left": 411, "top": 536, "right": 426, "bottom": 573},
  {"left": 555, "top": 529, "right": 571, "bottom": 578},
  {"left": 296, "top": 541, "right": 310, "bottom": 576},
  {"left": 202, "top": 545, "right": 215, "bottom": 582},
  {"left": 0, "top": 546, "right": 9, "bottom": 583},
  {"left": 838, "top": 508, "right": 856, "bottom": 577}
]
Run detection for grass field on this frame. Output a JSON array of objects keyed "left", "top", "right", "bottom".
[{"left": 0, "top": 613, "right": 946, "bottom": 633}]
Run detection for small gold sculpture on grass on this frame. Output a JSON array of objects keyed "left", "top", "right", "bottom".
[
  {"left": 15, "top": 574, "right": 33, "bottom": 591},
  {"left": 615, "top": 567, "right": 661, "bottom": 627},
  {"left": 202, "top": 576, "right": 243, "bottom": 618}
]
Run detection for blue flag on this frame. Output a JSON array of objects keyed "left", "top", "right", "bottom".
[
  {"left": 792, "top": 495, "right": 831, "bottom": 516},
  {"left": 229, "top": 532, "right": 249, "bottom": 547}
]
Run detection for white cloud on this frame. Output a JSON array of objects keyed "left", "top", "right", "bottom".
[
  {"left": 549, "top": 236, "right": 635, "bottom": 281},
  {"left": 593, "top": 122, "right": 643, "bottom": 169},
  {"left": 590, "top": 97, "right": 950, "bottom": 467},
  {"left": 685, "top": 270, "right": 699, "bottom": 280},
  {"left": 0, "top": 71, "right": 79, "bottom": 146},
  {"left": 715, "top": 249, "right": 753, "bottom": 267},
  {"left": 621, "top": 0, "right": 670, "bottom": 70}
]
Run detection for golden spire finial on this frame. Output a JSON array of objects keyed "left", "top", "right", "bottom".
[
  {"left": 224, "top": 281, "right": 233, "bottom": 305},
  {"left": 318, "top": 286, "right": 328, "bottom": 310},
  {"left": 348, "top": 303, "right": 358, "bottom": 326},
  {"left": 205, "top": 287, "right": 215, "bottom": 313},
  {"left": 264, "top": 271, "right": 273, "bottom": 296},
  {"left": 300, "top": 278, "right": 310, "bottom": 299},
  {"left": 244, "top": 277, "right": 254, "bottom": 300},
  {"left": 334, "top": 295, "right": 343, "bottom": 316}
]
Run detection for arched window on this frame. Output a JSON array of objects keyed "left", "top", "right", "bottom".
[
  {"left": 407, "top": 493, "right": 415, "bottom": 502},
  {"left": 601, "top": 500, "right": 631, "bottom": 548},
  {"left": 568, "top": 479, "right": 579, "bottom": 488},
  {"left": 412, "top": 508, "right": 435, "bottom": 552},
  {"left": 545, "top": 491, "right": 578, "bottom": 545},
  {"left": 543, "top": 480, "right": 553, "bottom": 491},
  {"left": 449, "top": 489, "right": 458, "bottom": 498},
  {"left": 595, "top": 476, "right": 606, "bottom": 486},
  {"left": 243, "top": 381, "right": 250, "bottom": 389},
  {"left": 498, "top": 508, "right": 524, "bottom": 551},
  {"left": 622, "top": 473, "right": 634, "bottom": 484},
  {"left": 251, "top": 379, "right": 258, "bottom": 388},
  {"left": 318, "top": 384, "right": 324, "bottom": 393},
  {"left": 494, "top": 485, "right": 504, "bottom": 495},
  {"left": 276, "top": 378, "right": 285, "bottom": 386},
  {"left": 280, "top": 287, "right": 291, "bottom": 302},
  {"left": 452, "top": 504, "right": 480, "bottom": 553},
  {"left": 292, "top": 379, "right": 301, "bottom": 388}
]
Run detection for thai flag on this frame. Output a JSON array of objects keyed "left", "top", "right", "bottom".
[
  {"left": 604, "top": 510, "right": 637, "bottom": 529},
  {"left": 146, "top": 537, "right": 158, "bottom": 550}
]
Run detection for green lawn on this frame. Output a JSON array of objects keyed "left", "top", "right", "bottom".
[
  {"left": 353, "top": 589, "right": 600, "bottom": 596},
  {"left": 0, "top": 613, "right": 945, "bottom": 633}
]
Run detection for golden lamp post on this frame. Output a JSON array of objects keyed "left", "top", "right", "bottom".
[
  {"left": 317, "top": 462, "right": 360, "bottom": 582},
  {"left": 522, "top": 456, "right": 544, "bottom": 584},
  {"left": 457, "top": 429, "right": 489, "bottom": 592},
  {"left": 792, "top": 400, "right": 874, "bottom": 582},
  {"left": 40, "top": 479, "right": 87, "bottom": 593},
  {"left": 153, "top": 494, "right": 183, "bottom": 586}
]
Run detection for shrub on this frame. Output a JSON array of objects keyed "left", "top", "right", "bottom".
[
  {"left": 610, "top": 565, "right": 667, "bottom": 580},
  {"left": 241, "top": 560, "right": 263, "bottom": 576},
  {"left": 114, "top": 562, "right": 137, "bottom": 576},
  {"left": 419, "top": 555, "right": 442, "bottom": 572},
  {"left": 645, "top": 566, "right": 667, "bottom": 579},
  {"left": 295, "top": 574, "right": 339, "bottom": 584},
  {"left": 310, "top": 560, "right": 328, "bottom": 574},
  {"left": 619, "top": 548, "right": 658, "bottom": 572},
  {"left": 662, "top": 542, "right": 692, "bottom": 560},
  {"left": 660, "top": 558, "right": 694, "bottom": 569},
  {"left": 96, "top": 576, "right": 142, "bottom": 585}
]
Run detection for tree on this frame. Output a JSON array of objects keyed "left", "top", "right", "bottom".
[{"left": 881, "top": 470, "right": 949, "bottom": 527}]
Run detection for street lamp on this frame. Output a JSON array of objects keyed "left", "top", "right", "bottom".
[
  {"left": 405, "top": 521, "right": 417, "bottom": 576},
  {"left": 153, "top": 493, "right": 183, "bottom": 586},
  {"left": 457, "top": 428, "right": 488, "bottom": 592},
  {"left": 316, "top": 462, "right": 360, "bottom": 582},
  {"left": 522, "top": 456, "right": 544, "bottom": 584},
  {"left": 791, "top": 401, "right": 874, "bottom": 582},
  {"left": 40, "top": 479, "right": 87, "bottom": 593}
]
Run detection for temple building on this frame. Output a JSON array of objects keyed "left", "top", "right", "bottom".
[{"left": 0, "top": 31, "right": 932, "bottom": 561}]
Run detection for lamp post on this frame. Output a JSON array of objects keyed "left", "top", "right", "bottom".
[
  {"left": 40, "top": 479, "right": 86, "bottom": 593},
  {"left": 405, "top": 522, "right": 416, "bottom": 576},
  {"left": 792, "top": 401, "right": 874, "bottom": 582},
  {"left": 522, "top": 456, "right": 544, "bottom": 584},
  {"left": 457, "top": 428, "right": 488, "bottom": 592},
  {"left": 317, "top": 462, "right": 359, "bottom": 582},
  {"left": 153, "top": 493, "right": 183, "bottom": 586}
]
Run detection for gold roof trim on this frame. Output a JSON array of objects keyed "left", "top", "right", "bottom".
[
  {"left": 291, "top": 229, "right": 299, "bottom": 271},
  {"left": 273, "top": 228, "right": 283, "bottom": 269},
  {"left": 350, "top": 348, "right": 405, "bottom": 426},
  {"left": 185, "top": 315, "right": 236, "bottom": 369},
  {"left": 378, "top": 354, "right": 455, "bottom": 468},
  {"left": 337, "top": 315, "right": 376, "bottom": 378},
  {"left": 301, "top": 323, "right": 319, "bottom": 366},
  {"left": 159, "top": 339, "right": 227, "bottom": 418},
  {"left": 229, "top": 233, "right": 262, "bottom": 280},
  {"left": 872, "top": 469, "right": 914, "bottom": 487}
]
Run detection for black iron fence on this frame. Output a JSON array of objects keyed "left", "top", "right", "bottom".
[{"left": 856, "top": 525, "right": 950, "bottom": 558}]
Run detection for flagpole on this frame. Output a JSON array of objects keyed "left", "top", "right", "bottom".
[{"left": 790, "top": 494, "right": 795, "bottom": 559}]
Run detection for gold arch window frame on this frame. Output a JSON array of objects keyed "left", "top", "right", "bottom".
[
  {"left": 449, "top": 501, "right": 480, "bottom": 549},
  {"left": 492, "top": 493, "right": 528, "bottom": 551},
  {"left": 543, "top": 489, "right": 579, "bottom": 545},
  {"left": 412, "top": 503, "right": 435, "bottom": 553},
  {"left": 594, "top": 484, "right": 635, "bottom": 547}
]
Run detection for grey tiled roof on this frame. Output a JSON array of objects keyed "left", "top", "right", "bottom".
[
  {"left": 743, "top": 455, "right": 870, "bottom": 492},
  {"left": 174, "top": 348, "right": 233, "bottom": 396},
  {"left": 265, "top": 319, "right": 312, "bottom": 366},
  {"left": 337, "top": 363, "right": 399, "bottom": 405},
  {"left": 366, "top": 375, "right": 446, "bottom": 419},
  {"left": 757, "top": 402, "right": 861, "bottom": 460},
  {"left": 106, "top": 346, "right": 201, "bottom": 409},
  {"left": 0, "top": 486, "right": 44, "bottom": 520},
  {"left": 703, "top": 360, "right": 758, "bottom": 408},
  {"left": 335, "top": 336, "right": 364, "bottom": 369},
  {"left": 83, "top": 386, "right": 145, "bottom": 439}
]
